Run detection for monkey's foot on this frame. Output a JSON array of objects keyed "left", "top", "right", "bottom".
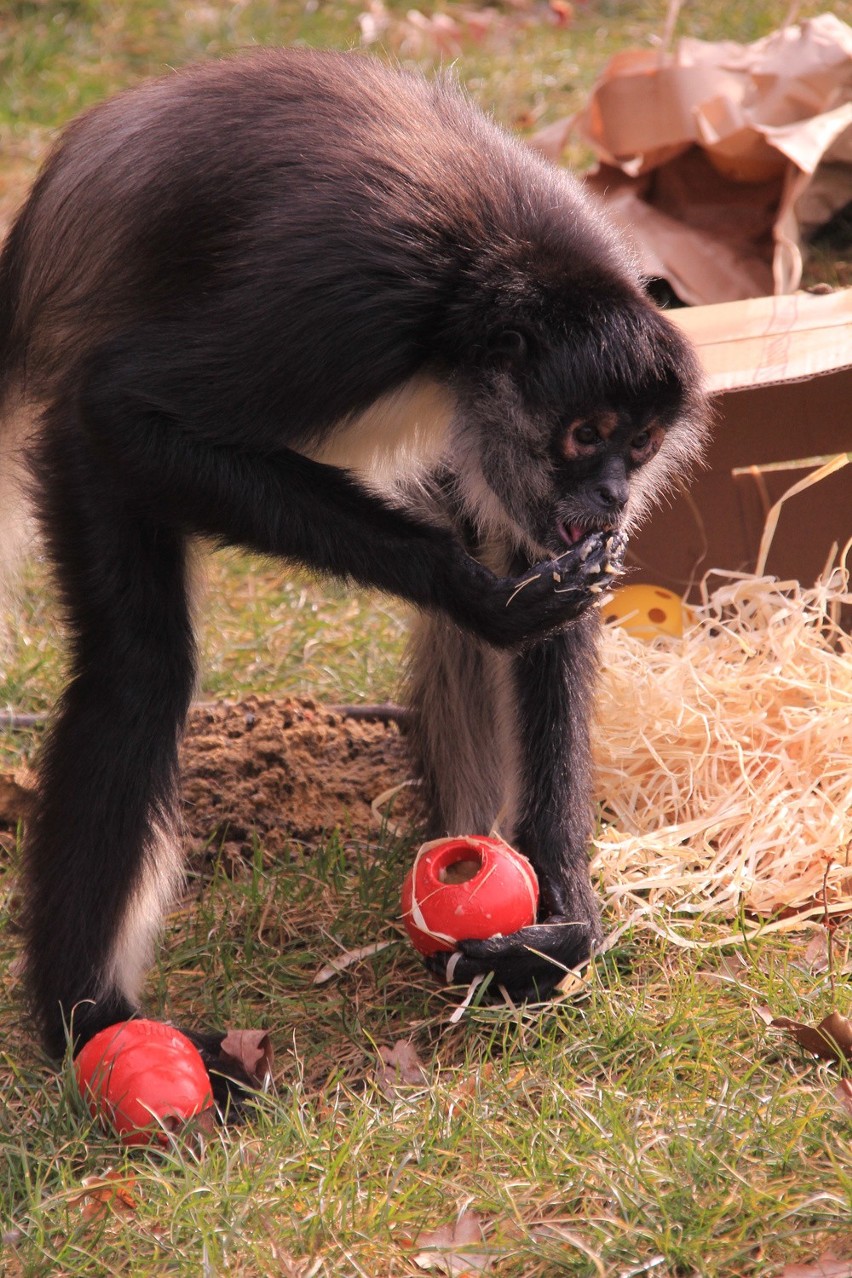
[
  {"left": 180, "top": 1028, "right": 263, "bottom": 1120},
  {"left": 423, "top": 915, "right": 600, "bottom": 1003}
]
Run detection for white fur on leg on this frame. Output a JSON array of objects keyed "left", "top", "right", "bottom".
[
  {"left": 100, "top": 815, "right": 184, "bottom": 1005},
  {"left": 406, "top": 616, "right": 523, "bottom": 840},
  {"left": 485, "top": 645, "right": 522, "bottom": 840},
  {"left": 0, "top": 402, "right": 38, "bottom": 653}
]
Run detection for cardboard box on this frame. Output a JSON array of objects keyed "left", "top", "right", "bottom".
[{"left": 629, "top": 289, "right": 852, "bottom": 594}]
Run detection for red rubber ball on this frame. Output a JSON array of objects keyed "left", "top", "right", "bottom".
[
  {"left": 75, "top": 1019, "right": 213, "bottom": 1146},
  {"left": 401, "top": 835, "right": 539, "bottom": 955}
]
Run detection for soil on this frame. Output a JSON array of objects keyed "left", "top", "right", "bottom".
[{"left": 179, "top": 696, "right": 412, "bottom": 857}]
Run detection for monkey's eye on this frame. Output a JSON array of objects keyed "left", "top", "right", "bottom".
[
  {"left": 561, "top": 419, "right": 600, "bottom": 461},
  {"left": 573, "top": 423, "right": 598, "bottom": 447},
  {"left": 488, "top": 329, "right": 528, "bottom": 365},
  {"left": 630, "top": 424, "right": 664, "bottom": 461}
]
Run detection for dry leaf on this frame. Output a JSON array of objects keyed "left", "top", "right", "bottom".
[
  {"left": 358, "top": 1, "right": 522, "bottom": 59},
  {"left": 801, "top": 930, "right": 832, "bottom": 974},
  {"left": 70, "top": 1169, "right": 137, "bottom": 1222},
  {"left": 377, "top": 1040, "right": 427, "bottom": 1096},
  {"left": 779, "top": 1254, "right": 852, "bottom": 1278},
  {"left": 794, "top": 929, "right": 852, "bottom": 977},
  {"left": 448, "top": 1061, "right": 495, "bottom": 1110},
  {"left": 219, "top": 1029, "right": 273, "bottom": 1087},
  {"left": 700, "top": 952, "right": 750, "bottom": 986},
  {"left": 413, "top": 1209, "right": 494, "bottom": 1275},
  {"left": 0, "top": 772, "right": 34, "bottom": 823},
  {"left": 768, "top": 1011, "right": 852, "bottom": 1064},
  {"left": 548, "top": 0, "right": 573, "bottom": 26},
  {"left": 835, "top": 1079, "right": 852, "bottom": 1118}
]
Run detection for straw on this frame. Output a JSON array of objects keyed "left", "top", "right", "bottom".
[{"left": 591, "top": 558, "right": 852, "bottom": 931}]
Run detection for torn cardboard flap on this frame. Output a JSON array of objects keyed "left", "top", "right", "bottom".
[
  {"left": 667, "top": 287, "right": 852, "bottom": 392},
  {"left": 535, "top": 14, "right": 852, "bottom": 304}
]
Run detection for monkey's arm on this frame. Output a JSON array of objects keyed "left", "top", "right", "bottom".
[
  {"left": 425, "top": 614, "right": 605, "bottom": 999},
  {"left": 80, "top": 360, "right": 619, "bottom": 649}
]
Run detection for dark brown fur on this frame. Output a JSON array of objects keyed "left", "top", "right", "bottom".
[{"left": 0, "top": 49, "right": 709, "bottom": 1080}]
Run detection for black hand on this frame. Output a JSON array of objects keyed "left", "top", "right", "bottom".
[
  {"left": 424, "top": 913, "right": 599, "bottom": 1002},
  {"left": 468, "top": 528, "right": 627, "bottom": 649}
]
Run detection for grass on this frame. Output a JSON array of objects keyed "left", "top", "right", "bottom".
[
  {"left": 2, "top": 848, "right": 851, "bottom": 1275},
  {"left": 1, "top": 2, "right": 851, "bottom": 1275}
]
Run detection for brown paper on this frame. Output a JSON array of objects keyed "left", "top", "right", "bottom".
[{"left": 533, "top": 14, "right": 852, "bottom": 304}]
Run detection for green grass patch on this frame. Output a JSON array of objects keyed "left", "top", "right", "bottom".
[{"left": 1, "top": 831, "right": 850, "bottom": 1275}]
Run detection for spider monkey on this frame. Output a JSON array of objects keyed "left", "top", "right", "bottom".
[{"left": 0, "top": 49, "right": 708, "bottom": 1086}]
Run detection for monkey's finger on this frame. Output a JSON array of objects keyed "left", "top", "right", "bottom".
[{"left": 458, "top": 920, "right": 593, "bottom": 970}]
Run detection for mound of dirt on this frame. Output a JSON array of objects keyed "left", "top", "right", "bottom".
[{"left": 180, "top": 697, "right": 411, "bottom": 855}]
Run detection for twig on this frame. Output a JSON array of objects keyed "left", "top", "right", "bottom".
[{"left": 0, "top": 700, "right": 409, "bottom": 732}]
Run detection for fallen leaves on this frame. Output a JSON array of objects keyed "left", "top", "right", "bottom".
[
  {"left": 758, "top": 1004, "right": 852, "bottom": 1125},
  {"left": 779, "top": 1254, "right": 852, "bottom": 1278},
  {"left": 412, "top": 1210, "right": 494, "bottom": 1276},
  {"left": 834, "top": 1078, "right": 852, "bottom": 1118},
  {"left": 70, "top": 1169, "right": 137, "bottom": 1222},
  {"left": 0, "top": 770, "right": 34, "bottom": 823},
  {"left": 357, "top": 0, "right": 572, "bottom": 61},
  {"left": 376, "top": 1040, "right": 428, "bottom": 1097},
  {"left": 219, "top": 1028, "right": 273, "bottom": 1088},
  {"left": 759, "top": 1008, "right": 852, "bottom": 1065}
]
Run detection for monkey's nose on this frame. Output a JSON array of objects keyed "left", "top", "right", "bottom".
[{"left": 595, "top": 482, "right": 628, "bottom": 513}]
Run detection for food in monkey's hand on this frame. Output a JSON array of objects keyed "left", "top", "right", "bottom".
[
  {"left": 402, "top": 836, "right": 539, "bottom": 956},
  {"left": 75, "top": 1020, "right": 213, "bottom": 1145}
]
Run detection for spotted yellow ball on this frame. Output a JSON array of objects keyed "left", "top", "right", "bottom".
[{"left": 601, "top": 584, "right": 693, "bottom": 640}]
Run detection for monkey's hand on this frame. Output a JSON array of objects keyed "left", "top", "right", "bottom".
[
  {"left": 423, "top": 915, "right": 599, "bottom": 1002},
  {"left": 472, "top": 529, "right": 626, "bottom": 648}
]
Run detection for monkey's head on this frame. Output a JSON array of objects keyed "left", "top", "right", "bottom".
[{"left": 446, "top": 278, "right": 710, "bottom": 562}]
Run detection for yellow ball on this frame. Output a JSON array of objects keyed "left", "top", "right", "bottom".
[{"left": 601, "top": 584, "right": 692, "bottom": 640}]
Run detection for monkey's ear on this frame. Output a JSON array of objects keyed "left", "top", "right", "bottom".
[{"left": 486, "top": 328, "right": 530, "bottom": 367}]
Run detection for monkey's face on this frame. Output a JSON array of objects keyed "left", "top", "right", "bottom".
[
  {"left": 451, "top": 346, "right": 703, "bottom": 565},
  {"left": 445, "top": 284, "right": 710, "bottom": 564},
  {"left": 548, "top": 410, "right": 668, "bottom": 551}
]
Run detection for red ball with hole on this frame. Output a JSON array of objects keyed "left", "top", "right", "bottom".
[
  {"left": 401, "top": 835, "right": 539, "bottom": 955},
  {"left": 74, "top": 1019, "right": 213, "bottom": 1145}
]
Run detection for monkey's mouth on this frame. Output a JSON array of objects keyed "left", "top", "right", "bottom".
[{"left": 556, "top": 520, "right": 616, "bottom": 547}]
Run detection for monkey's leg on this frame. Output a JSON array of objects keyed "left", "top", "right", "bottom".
[
  {"left": 406, "top": 616, "right": 511, "bottom": 839},
  {"left": 419, "top": 615, "right": 604, "bottom": 999},
  {"left": 22, "top": 418, "right": 196, "bottom": 1059},
  {"left": 78, "top": 345, "right": 622, "bottom": 650}
]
